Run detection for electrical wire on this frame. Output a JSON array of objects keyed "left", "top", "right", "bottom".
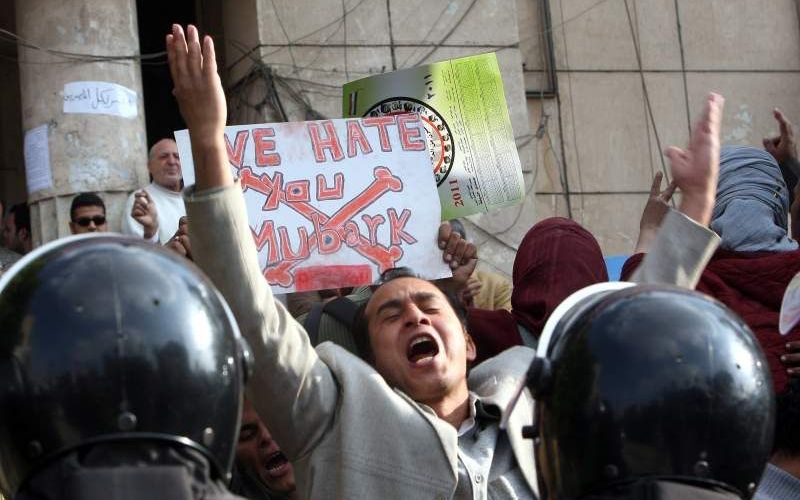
[
  {"left": 673, "top": 0, "right": 692, "bottom": 134},
  {"left": 226, "top": 53, "right": 329, "bottom": 124},
  {"left": 0, "top": 27, "right": 165, "bottom": 63},
  {"left": 342, "top": 0, "right": 350, "bottom": 81},
  {"left": 268, "top": 0, "right": 299, "bottom": 69},
  {"left": 555, "top": 0, "right": 578, "bottom": 220},
  {"left": 226, "top": 0, "right": 370, "bottom": 71},
  {"left": 623, "top": 0, "right": 674, "bottom": 206},
  {"left": 409, "top": 0, "right": 479, "bottom": 67},
  {"left": 397, "top": 1, "right": 453, "bottom": 68},
  {"left": 516, "top": 0, "right": 615, "bottom": 49}
]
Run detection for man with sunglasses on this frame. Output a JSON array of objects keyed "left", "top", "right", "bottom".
[{"left": 69, "top": 192, "right": 108, "bottom": 235}]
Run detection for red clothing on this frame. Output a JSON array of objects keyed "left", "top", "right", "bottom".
[
  {"left": 622, "top": 249, "right": 800, "bottom": 393},
  {"left": 469, "top": 218, "right": 608, "bottom": 363}
]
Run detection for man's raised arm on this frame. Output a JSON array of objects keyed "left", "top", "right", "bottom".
[
  {"left": 167, "top": 24, "right": 338, "bottom": 460},
  {"left": 632, "top": 93, "right": 725, "bottom": 288}
]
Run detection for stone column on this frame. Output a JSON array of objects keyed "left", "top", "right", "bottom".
[{"left": 15, "top": 0, "right": 148, "bottom": 245}]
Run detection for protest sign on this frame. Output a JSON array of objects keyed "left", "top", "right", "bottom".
[
  {"left": 343, "top": 52, "right": 525, "bottom": 220},
  {"left": 176, "top": 115, "right": 451, "bottom": 294}
]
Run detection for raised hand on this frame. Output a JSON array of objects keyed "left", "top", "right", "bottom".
[
  {"left": 131, "top": 189, "right": 159, "bottom": 239},
  {"left": 166, "top": 24, "right": 231, "bottom": 190},
  {"left": 763, "top": 108, "right": 797, "bottom": 166},
  {"left": 664, "top": 93, "right": 725, "bottom": 226},
  {"left": 641, "top": 172, "right": 677, "bottom": 231},
  {"left": 634, "top": 171, "right": 677, "bottom": 253}
]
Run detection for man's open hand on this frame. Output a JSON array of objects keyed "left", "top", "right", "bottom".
[
  {"left": 763, "top": 108, "right": 797, "bottom": 166},
  {"left": 166, "top": 24, "right": 231, "bottom": 190},
  {"left": 664, "top": 93, "right": 725, "bottom": 226},
  {"left": 167, "top": 24, "right": 225, "bottom": 140}
]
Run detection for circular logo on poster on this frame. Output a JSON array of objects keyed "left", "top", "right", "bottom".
[{"left": 364, "top": 97, "right": 455, "bottom": 186}]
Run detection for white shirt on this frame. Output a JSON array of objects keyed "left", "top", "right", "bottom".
[
  {"left": 122, "top": 182, "right": 186, "bottom": 244},
  {"left": 454, "top": 393, "right": 533, "bottom": 500}
]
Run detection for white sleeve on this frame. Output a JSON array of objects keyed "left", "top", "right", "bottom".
[
  {"left": 121, "top": 191, "right": 145, "bottom": 238},
  {"left": 631, "top": 210, "right": 720, "bottom": 289}
]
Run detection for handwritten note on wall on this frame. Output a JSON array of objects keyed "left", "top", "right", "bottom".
[
  {"left": 63, "top": 81, "right": 138, "bottom": 118},
  {"left": 24, "top": 124, "right": 53, "bottom": 194}
]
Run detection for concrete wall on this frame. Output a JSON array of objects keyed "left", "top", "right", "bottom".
[{"left": 520, "top": 0, "right": 800, "bottom": 256}]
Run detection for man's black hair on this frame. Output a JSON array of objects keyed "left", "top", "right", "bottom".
[
  {"left": 351, "top": 267, "right": 468, "bottom": 363},
  {"left": 70, "top": 192, "right": 106, "bottom": 221},
  {"left": 774, "top": 377, "right": 800, "bottom": 457},
  {"left": 8, "top": 203, "right": 30, "bottom": 234}
]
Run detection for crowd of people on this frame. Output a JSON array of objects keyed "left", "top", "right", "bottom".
[{"left": 0, "top": 23, "right": 799, "bottom": 500}]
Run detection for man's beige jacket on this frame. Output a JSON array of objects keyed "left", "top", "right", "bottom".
[{"left": 186, "top": 182, "right": 718, "bottom": 500}]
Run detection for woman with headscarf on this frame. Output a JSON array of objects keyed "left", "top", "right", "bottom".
[
  {"left": 467, "top": 218, "right": 609, "bottom": 363},
  {"left": 623, "top": 144, "right": 800, "bottom": 394}
]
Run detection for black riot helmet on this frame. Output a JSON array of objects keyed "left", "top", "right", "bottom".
[
  {"left": 524, "top": 284, "right": 774, "bottom": 499},
  {"left": 0, "top": 235, "right": 250, "bottom": 495}
]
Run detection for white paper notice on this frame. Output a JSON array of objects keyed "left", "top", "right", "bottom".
[
  {"left": 63, "top": 81, "right": 138, "bottom": 118},
  {"left": 24, "top": 124, "right": 53, "bottom": 194}
]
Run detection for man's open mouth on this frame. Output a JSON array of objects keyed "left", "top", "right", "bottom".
[
  {"left": 406, "top": 334, "right": 440, "bottom": 364},
  {"left": 264, "top": 451, "right": 290, "bottom": 477}
]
